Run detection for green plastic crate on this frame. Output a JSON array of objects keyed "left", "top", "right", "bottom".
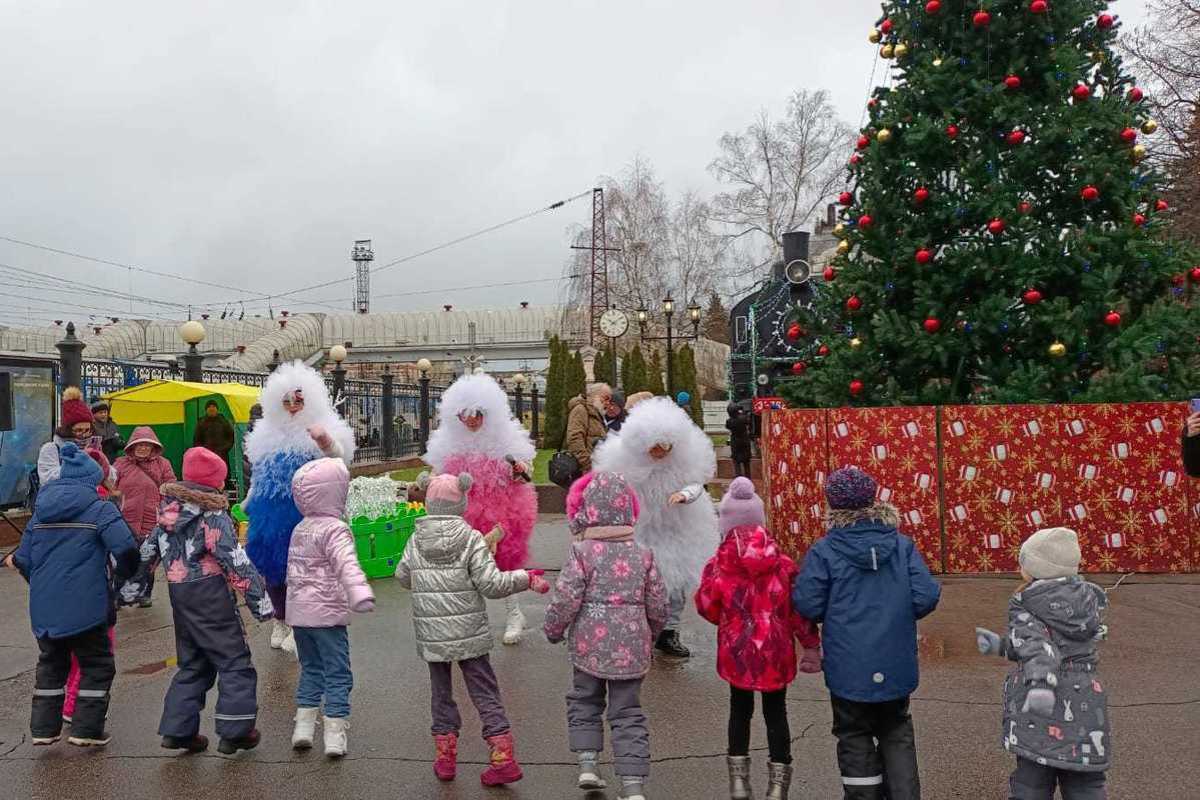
[{"left": 351, "top": 504, "right": 422, "bottom": 579}]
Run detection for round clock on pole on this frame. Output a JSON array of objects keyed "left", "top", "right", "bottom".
[{"left": 598, "top": 308, "right": 628, "bottom": 386}]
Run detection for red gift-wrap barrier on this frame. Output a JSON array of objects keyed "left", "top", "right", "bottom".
[{"left": 761, "top": 402, "right": 1197, "bottom": 574}]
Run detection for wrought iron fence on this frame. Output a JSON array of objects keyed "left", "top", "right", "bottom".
[{"left": 80, "top": 359, "right": 179, "bottom": 402}]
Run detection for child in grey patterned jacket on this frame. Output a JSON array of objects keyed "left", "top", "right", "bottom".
[
  {"left": 129, "top": 447, "right": 274, "bottom": 756},
  {"left": 976, "top": 527, "right": 1109, "bottom": 800}
]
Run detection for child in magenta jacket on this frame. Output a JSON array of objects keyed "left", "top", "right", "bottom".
[
  {"left": 285, "top": 458, "right": 375, "bottom": 758},
  {"left": 696, "top": 477, "right": 821, "bottom": 800}
]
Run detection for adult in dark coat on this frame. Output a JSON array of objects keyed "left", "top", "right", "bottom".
[
  {"left": 193, "top": 400, "right": 235, "bottom": 471},
  {"left": 604, "top": 390, "right": 628, "bottom": 434},
  {"left": 1184, "top": 409, "right": 1200, "bottom": 478},
  {"left": 90, "top": 402, "right": 124, "bottom": 464},
  {"left": 725, "top": 403, "right": 752, "bottom": 479}
]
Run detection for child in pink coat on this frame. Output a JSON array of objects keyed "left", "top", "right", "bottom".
[
  {"left": 285, "top": 458, "right": 375, "bottom": 758},
  {"left": 544, "top": 471, "right": 668, "bottom": 800},
  {"left": 696, "top": 477, "right": 821, "bottom": 800}
]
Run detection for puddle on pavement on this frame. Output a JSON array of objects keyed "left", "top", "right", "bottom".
[{"left": 125, "top": 656, "right": 176, "bottom": 675}]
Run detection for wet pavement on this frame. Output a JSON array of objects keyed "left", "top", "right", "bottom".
[{"left": 1, "top": 516, "right": 1197, "bottom": 799}]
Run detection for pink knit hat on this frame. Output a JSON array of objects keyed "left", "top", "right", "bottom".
[
  {"left": 718, "top": 476, "right": 766, "bottom": 535},
  {"left": 183, "top": 446, "right": 228, "bottom": 489},
  {"left": 421, "top": 472, "right": 473, "bottom": 516}
]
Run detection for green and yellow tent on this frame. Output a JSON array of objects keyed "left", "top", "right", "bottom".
[{"left": 102, "top": 380, "right": 261, "bottom": 498}]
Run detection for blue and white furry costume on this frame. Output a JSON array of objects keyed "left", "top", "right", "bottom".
[
  {"left": 592, "top": 397, "right": 718, "bottom": 630},
  {"left": 243, "top": 361, "right": 354, "bottom": 592}
]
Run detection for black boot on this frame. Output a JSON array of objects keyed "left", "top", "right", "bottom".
[
  {"left": 162, "top": 734, "right": 209, "bottom": 753},
  {"left": 655, "top": 629, "right": 690, "bottom": 658},
  {"left": 217, "top": 729, "right": 261, "bottom": 755}
]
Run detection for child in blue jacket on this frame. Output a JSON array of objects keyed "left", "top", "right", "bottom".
[
  {"left": 13, "top": 443, "right": 139, "bottom": 748},
  {"left": 791, "top": 467, "right": 941, "bottom": 800}
]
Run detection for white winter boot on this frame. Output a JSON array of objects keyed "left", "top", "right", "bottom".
[
  {"left": 292, "top": 707, "right": 319, "bottom": 750},
  {"left": 270, "top": 620, "right": 290, "bottom": 650},
  {"left": 281, "top": 630, "right": 298, "bottom": 658},
  {"left": 502, "top": 594, "right": 526, "bottom": 645},
  {"left": 324, "top": 716, "right": 349, "bottom": 758}
]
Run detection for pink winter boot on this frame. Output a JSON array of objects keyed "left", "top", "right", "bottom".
[
  {"left": 480, "top": 731, "right": 523, "bottom": 786},
  {"left": 433, "top": 733, "right": 458, "bottom": 781}
]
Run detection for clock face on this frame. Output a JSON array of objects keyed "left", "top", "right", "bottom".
[{"left": 599, "top": 308, "right": 629, "bottom": 338}]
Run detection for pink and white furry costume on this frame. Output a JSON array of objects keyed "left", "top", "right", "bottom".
[{"left": 423, "top": 373, "right": 537, "bottom": 570}]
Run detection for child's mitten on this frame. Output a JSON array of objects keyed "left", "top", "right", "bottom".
[
  {"left": 975, "top": 627, "right": 1003, "bottom": 656},
  {"left": 799, "top": 647, "right": 822, "bottom": 674},
  {"left": 1021, "top": 687, "right": 1056, "bottom": 717},
  {"left": 527, "top": 569, "right": 550, "bottom": 594}
]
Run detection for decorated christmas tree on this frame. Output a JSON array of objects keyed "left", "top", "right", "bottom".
[{"left": 781, "top": 0, "right": 1200, "bottom": 408}]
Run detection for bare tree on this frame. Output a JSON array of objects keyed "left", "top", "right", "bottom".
[
  {"left": 708, "top": 89, "right": 853, "bottom": 273},
  {"left": 1122, "top": 0, "right": 1200, "bottom": 161}
]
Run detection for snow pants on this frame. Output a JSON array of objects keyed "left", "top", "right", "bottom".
[
  {"left": 159, "top": 575, "right": 258, "bottom": 740},
  {"left": 32, "top": 624, "right": 114, "bottom": 740},
  {"left": 1010, "top": 758, "right": 1107, "bottom": 800},
  {"left": 566, "top": 669, "right": 650, "bottom": 778},
  {"left": 428, "top": 655, "right": 510, "bottom": 739},
  {"left": 830, "top": 695, "right": 920, "bottom": 800}
]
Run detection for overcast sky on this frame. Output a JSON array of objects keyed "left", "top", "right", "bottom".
[{"left": 0, "top": 0, "right": 1150, "bottom": 326}]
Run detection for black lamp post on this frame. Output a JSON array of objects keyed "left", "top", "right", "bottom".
[
  {"left": 330, "top": 344, "right": 348, "bottom": 416},
  {"left": 637, "top": 294, "right": 703, "bottom": 397},
  {"left": 179, "top": 320, "right": 206, "bottom": 382}
]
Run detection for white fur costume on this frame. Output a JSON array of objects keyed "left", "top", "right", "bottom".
[
  {"left": 425, "top": 374, "right": 536, "bottom": 467},
  {"left": 592, "top": 396, "right": 718, "bottom": 597}
]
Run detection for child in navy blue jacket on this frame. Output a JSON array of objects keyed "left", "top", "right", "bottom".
[
  {"left": 791, "top": 467, "right": 941, "bottom": 800},
  {"left": 13, "top": 443, "right": 138, "bottom": 748}
]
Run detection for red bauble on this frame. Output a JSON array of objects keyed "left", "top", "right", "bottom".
[
  {"left": 1133, "top": 213, "right": 1147, "bottom": 226},
  {"left": 1072, "top": 84, "right": 1092, "bottom": 102},
  {"left": 923, "top": 317, "right": 942, "bottom": 334},
  {"left": 858, "top": 214, "right": 874, "bottom": 229},
  {"left": 846, "top": 295, "right": 862, "bottom": 312},
  {"left": 926, "top": 0, "right": 941, "bottom": 14},
  {"left": 1018, "top": 201, "right": 1033, "bottom": 215},
  {"left": 1155, "top": 199, "right": 1169, "bottom": 212},
  {"left": 817, "top": 344, "right": 831, "bottom": 357},
  {"left": 1128, "top": 87, "right": 1144, "bottom": 102},
  {"left": 867, "top": 98, "right": 878, "bottom": 109},
  {"left": 1007, "top": 129, "right": 1026, "bottom": 145},
  {"left": 988, "top": 218, "right": 1006, "bottom": 235},
  {"left": 1030, "top": 0, "right": 1048, "bottom": 13},
  {"left": 1097, "top": 13, "right": 1114, "bottom": 28},
  {"left": 1104, "top": 311, "right": 1122, "bottom": 327},
  {"left": 1190, "top": 266, "right": 1200, "bottom": 283},
  {"left": 786, "top": 324, "right": 802, "bottom": 341},
  {"left": 857, "top": 135, "right": 870, "bottom": 150},
  {"left": 914, "top": 187, "right": 930, "bottom": 204},
  {"left": 946, "top": 124, "right": 960, "bottom": 139},
  {"left": 849, "top": 153, "right": 863, "bottom": 166},
  {"left": 823, "top": 266, "right": 837, "bottom": 282},
  {"left": 915, "top": 248, "right": 933, "bottom": 265},
  {"left": 1022, "top": 289, "right": 1043, "bottom": 305},
  {"left": 849, "top": 380, "right": 865, "bottom": 397},
  {"left": 1172, "top": 274, "right": 1186, "bottom": 287},
  {"left": 1120, "top": 127, "right": 1137, "bottom": 143},
  {"left": 791, "top": 361, "right": 807, "bottom": 375},
  {"left": 973, "top": 10, "right": 991, "bottom": 27},
  {"left": 1004, "top": 75, "right": 1021, "bottom": 90},
  {"left": 880, "top": 18, "right": 893, "bottom": 33},
  {"left": 1081, "top": 185, "right": 1100, "bottom": 201},
  {"left": 839, "top": 191, "right": 853, "bottom": 206}
]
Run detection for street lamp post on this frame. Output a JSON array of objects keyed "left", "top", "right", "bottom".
[
  {"left": 179, "top": 320, "right": 206, "bottom": 382},
  {"left": 512, "top": 373, "right": 526, "bottom": 428},
  {"left": 330, "top": 343, "right": 348, "bottom": 416},
  {"left": 416, "top": 357, "right": 433, "bottom": 454},
  {"left": 636, "top": 295, "right": 704, "bottom": 398}
]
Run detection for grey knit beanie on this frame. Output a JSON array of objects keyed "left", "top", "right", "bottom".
[{"left": 1019, "top": 527, "right": 1081, "bottom": 580}]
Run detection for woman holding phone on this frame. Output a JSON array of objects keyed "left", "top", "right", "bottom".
[{"left": 1184, "top": 400, "right": 1200, "bottom": 478}]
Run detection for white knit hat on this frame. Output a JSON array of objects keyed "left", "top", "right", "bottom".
[{"left": 1019, "top": 527, "right": 1081, "bottom": 580}]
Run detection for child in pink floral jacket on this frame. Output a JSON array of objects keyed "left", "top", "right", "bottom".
[{"left": 544, "top": 471, "right": 668, "bottom": 800}]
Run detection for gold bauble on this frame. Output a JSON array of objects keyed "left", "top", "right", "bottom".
[
  {"left": 837, "top": 240, "right": 851, "bottom": 255},
  {"left": 881, "top": 44, "right": 895, "bottom": 59},
  {"left": 1091, "top": 50, "right": 1106, "bottom": 63},
  {"left": 833, "top": 223, "right": 847, "bottom": 238},
  {"left": 1048, "top": 342, "right": 1067, "bottom": 359},
  {"left": 869, "top": 29, "right": 882, "bottom": 44},
  {"left": 1142, "top": 119, "right": 1158, "bottom": 134},
  {"left": 877, "top": 128, "right": 893, "bottom": 143},
  {"left": 850, "top": 337, "right": 863, "bottom": 349},
  {"left": 894, "top": 43, "right": 910, "bottom": 58},
  {"left": 932, "top": 57, "right": 943, "bottom": 67},
  {"left": 1131, "top": 143, "right": 1148, "bottom": 162}
]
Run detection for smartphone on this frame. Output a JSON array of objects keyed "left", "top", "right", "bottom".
[{"left": 1191, "top": 398, "right": 1200, "bottom": 414}]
